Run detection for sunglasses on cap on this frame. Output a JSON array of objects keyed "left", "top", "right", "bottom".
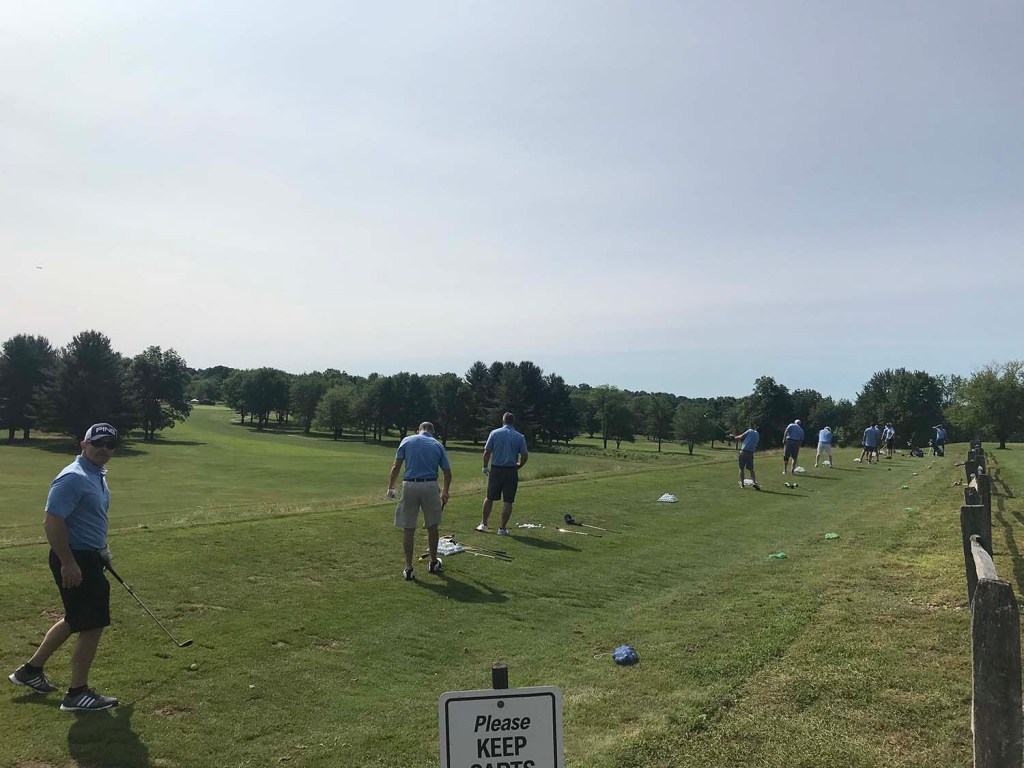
[{"left": 90, "top": 439, "right": 118, "bottom": 450}]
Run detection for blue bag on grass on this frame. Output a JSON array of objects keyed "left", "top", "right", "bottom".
[{"left": 613, "top": 645, "right": 639, "bottom": 665}]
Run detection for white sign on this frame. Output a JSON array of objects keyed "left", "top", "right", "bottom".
[{"left": 439, "top": 685, "right": 563, "bottom": 768}]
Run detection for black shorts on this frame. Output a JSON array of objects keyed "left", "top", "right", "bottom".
[
  {"left": 738, "top": 450, "right": 755, "bottom": 471},
  {"left": 886, "top": 438, "right": 895, "bottom": 449},
  {"left": 783, "top": 439, "right": 801, "bottom": 461},
  {"left": 49, "top": 549, "right": 111, "bottom": 632},
  {"left": 487, "top": 465, "right": 520, "bottom": 503}
]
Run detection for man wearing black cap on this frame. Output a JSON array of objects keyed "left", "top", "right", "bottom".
[{"left": 8, "top": 423, "right": 120, "bottom": 711}]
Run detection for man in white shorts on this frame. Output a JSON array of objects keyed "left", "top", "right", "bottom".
[
  {"left": 815, "top": 426, "right": 833, "bottom": 467},
  {"left": 387, "top": 422, "right": 452, "bottom": 581}
]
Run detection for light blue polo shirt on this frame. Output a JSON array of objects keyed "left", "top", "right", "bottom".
[
  {"left": 784, "top": 422, "right": 804, "bottom": 442},
  {"left": 396, "top": 432, "right": 451, "bottom": 480},
  {"left": 863, "top": 427, "right": 881, "bottom": 447},
  {"left": 45, "top": 456, "right": 110, "bottom": 550},
  {"left": 484, "top": 425, "right": 528, "bottom": 467},
  {"left": 740, "top": 429, "right": 759, "bottom": 452},
  {"left": 936, "top": 427, "right": 947, "bottom": 441},
  {"left": 818, "top": 429, "right": 832, "bottom": 445}
]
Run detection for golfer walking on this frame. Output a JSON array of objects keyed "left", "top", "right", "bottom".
[
  {"left": 732, "top": 426, "right": 761, "bottom": 490},
  {"left": 476, "top": 412, "right": 528, "bottom": 536},
  {"left": 782, "top": 419, "right": 804, "bottom": 475},
  {"left": 814, "top": 426, "right": 833, "bottom": 467},
  {"left": 9, "top": 423, "right": 120, "bottom": 711},
  {"left": 387, "top": 422, "right": 452, "bottom": 581}
]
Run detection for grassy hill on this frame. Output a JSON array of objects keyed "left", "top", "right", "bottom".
[{"left": 2, "top": 407, "right": 1013, "bottom": 766}]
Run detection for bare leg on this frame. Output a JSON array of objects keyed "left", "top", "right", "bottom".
[
  {"left": 69, "top": 629, "right": 103, "bottom": 688},
  {"left": 402, "top": 528, "right": 416, "bottom": 570},
  {"left": 499, "top": 502, "right": 514, "bottom": 530},
  {"left": 28, "top": 620, "right": 72, "bottom": 668},
  {"left": 480, "top": 498, "right": 494, "bottom": 527},
  {"left": 426, "top": 525, "right": 439, "bottom": 563}
]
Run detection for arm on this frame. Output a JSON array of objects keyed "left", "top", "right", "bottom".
[
  {"left": 440, "top": 468, "right": 451, "bottom": 503},
  {"left": 387, "top": 459, "right": 403, "bottom": 499},
  {"left": 517, "top": 453, "right": 529, "bottom": 470},
  {"left": 482, "top": 449, "right": 493, "bottom": 473},
  {"left": 44, "top": 513, "right": 82, "bottom": 588}
]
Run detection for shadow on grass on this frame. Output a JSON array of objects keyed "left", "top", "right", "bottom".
[
  {"left": 415, "top": 573, "right": 508, "bottom": 603},
  {"left": 67, "top": 703, "right": 151, "bottom": 767},
  {"left": 508, "top": 534, "right": 580, "bottom": 552}
]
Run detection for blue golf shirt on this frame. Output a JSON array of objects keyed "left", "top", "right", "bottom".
[
  {"left": 818, "top": 429, "right": 832, "bottom": 445},
  {"left": 863, "top": 427, "right": 881, "bottom": 447},
  {"left": 484, "top": 425, "right": 528, "bottom": 467},
  {"left": 740, "top": 429, "right": 759, "bottom": 452},
  {"left": 45, "top": 455, "right": 110, "bottom": 550},
  {"left": 395, "top": 432, "right": 451, "bottom": 480},
  {"left": 784, "top": 422, "right": 804, "bottom": 442}
]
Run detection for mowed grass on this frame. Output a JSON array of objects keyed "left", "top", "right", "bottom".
[{"left": 0, "top": 410, "right": 1013, "bottom": 767}]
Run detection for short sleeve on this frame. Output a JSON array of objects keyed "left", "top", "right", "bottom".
[{"left": 45, "top": 472, "right": 83, "bottom": 519}]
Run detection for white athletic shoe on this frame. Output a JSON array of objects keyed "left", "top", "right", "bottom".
[
  {"left": 496, "top": 528, "right": 510, "bottom": 536},
  {"left": 475, "top": 523, "right": 488, "bottom": 532}
]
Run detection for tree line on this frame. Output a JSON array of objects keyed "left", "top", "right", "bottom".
[{"left": 3, "top": 330, "right": 1023, "bottom": 451}]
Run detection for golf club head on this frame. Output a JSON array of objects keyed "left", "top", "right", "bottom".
[
  {"left": 178, "top": 640, "right": 194, "bottom": 648},
  {"left": 563, "top": 513, "right": 576, "bottom": 524}
]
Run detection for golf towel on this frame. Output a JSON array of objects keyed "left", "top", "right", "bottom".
[{"left": 657, "top": 493, "right": 678, "bottom": 503}]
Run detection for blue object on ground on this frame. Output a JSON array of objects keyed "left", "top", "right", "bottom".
[{"left": 613, "top": 645, "right": 639, "bottom": 665}]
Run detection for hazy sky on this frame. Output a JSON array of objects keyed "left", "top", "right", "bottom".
[{"left": 2, "top": 1, "right": 1021, "bottom": 399}]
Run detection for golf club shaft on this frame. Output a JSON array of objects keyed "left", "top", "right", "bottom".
[{"left": 105, "top": 565, "right": 191, "bottom": 647}]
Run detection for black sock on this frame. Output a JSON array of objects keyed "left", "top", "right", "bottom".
[
  {"left": 67, "top": 685, "right": 86, "bottom": 697},
  {"left": 23, "top": 663, "right": 43, "bottom": 674}
]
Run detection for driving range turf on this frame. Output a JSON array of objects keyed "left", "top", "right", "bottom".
[{"left": 1, "top": 407, "right": 1018, "bottom": 766}]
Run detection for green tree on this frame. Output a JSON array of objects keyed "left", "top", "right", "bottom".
[
  {"left": 571, "top": 387, "right": 600, "bottom": 438},
  {"left": 0, "top": 334, "right": 56, "bottom": 441},
  {"left": 464, "top": 361, "right": 492, "bottom": 443},
  {"left": 47, "top": 330, "right": 134, "bottom": 441},
  {"left": 674, "top": 401, "right": 713, "bottom": 455},
  {"left": 540, "top": 374, "right": 579, "bottom": 446},
  {"left": 591, "top": 385, "right": 633, "bottom": 449},
  {"left": 948, "top": 362, "right": 1024, "bottom": 449},
  {"left": 243, "top": 368, "right": 291, "bottom": 428},
  {"left": 315, "top": 385, "right": 354, "bottom": 439},
  {"left": 739, "top": 376, "right": 793, "bottom": 448},
  {"left": 854, "top": 368, "right": 944, "bottom": 449},
  {"left": 490, "top": 366, "right": 531, "bottom": 439},
  {"left": 222, "top": 370, "right": 250, "bottom": 423},
  {"left": 291, "top": 372, "right": 327, "bottom": 434},
  {"left": 429, "top": 373, "right": 470, "bottom": 445},
  {"left": 390, "top": 373, "right": 433, "bottom": 438},
  {"left": 643, "top": 394, "right": 676, "bottom": 452},
  {"left": 808, "top": 396, "right": 854, "bottom": 447},
  {"left": 128, "top": 346, "right": 193, "bottom": 440}
]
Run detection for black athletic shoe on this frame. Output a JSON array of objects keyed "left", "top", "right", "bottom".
[
  {"left": 403, "top": 567, "right": 414, "bottom": 581},
  {"left": 752, "top": 483, "right": 762, "bottom": 491},
  {"left": 60, "top": 687, "right": 118, "bottom": 712},
  {"left": 428, "top": 557, "right": 443, "bottom": 574},
  {"left": 9, "top": 665, "right": 57, "bottom": 695}
]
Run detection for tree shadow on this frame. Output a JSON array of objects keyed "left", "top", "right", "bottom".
[
  {"left": 140, "top": 438, "right": 206, "bottom": 447},
  {"left": 67, "top": 703, "right": 151, "bottom": 767},
  {"left": 414, "top": 572, "right": 508, "bottom": 603}
]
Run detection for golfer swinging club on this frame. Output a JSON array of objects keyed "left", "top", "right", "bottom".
[
  {"left": 476, "top": 412, "right": 528, "bottom": 536},
  {"left": 9, "top": 423, "right": 120, "bottom": 711},
  {"left": 387, "top": 422, "right": 451, "bottom": 581},
  {"left": 782, "top": 419, "right": 804, "bottom": 475},
  {"left": 732, "top": 426, "right": 761, "bottom": 490}
]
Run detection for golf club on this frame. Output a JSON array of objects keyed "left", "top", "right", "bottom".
[
  {"left": 563, "top": 513, "right": 618, "bottom": 533},
  {"left": 105, "top": 565, "right": 193, "bottom": 648},
  {"left": 555, "top": 527, "right": 600, "bottom": 537}
]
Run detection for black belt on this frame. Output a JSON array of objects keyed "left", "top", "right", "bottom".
[{"left": 404, "top": 477, "right": 437, "bottom": 483}]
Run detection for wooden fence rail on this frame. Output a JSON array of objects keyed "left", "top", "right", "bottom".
[{"left": 958, "top": 443, "right": 1023, "bottom": 768}]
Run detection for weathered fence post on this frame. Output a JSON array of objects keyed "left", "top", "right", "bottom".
[
  {"left": 972, "top": 579, "right": 1023, "bottom": 768},
  {"left": 961, "top": 505, "right": 992, "bottom": 603}
]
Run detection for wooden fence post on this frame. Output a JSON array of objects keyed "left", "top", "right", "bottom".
[
  {"left": 491, "top": 662, "right": 509, "bottom": 690},
  {"left": 972, "top": 579, "right": 1023, "bottom": 768},
  {"left": 962, "top": 506, "right": 992, "bottom": 603}
]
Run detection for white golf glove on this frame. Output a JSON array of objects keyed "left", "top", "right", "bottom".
[
  {"left": 99, "top": 546, "right": 113, "bottom": 566},
  {"left": 482, "top": 467, "right": 489, "bottom": 476},
  {"left": 386, "top": 488, "right": 396, "bottom": 500}
]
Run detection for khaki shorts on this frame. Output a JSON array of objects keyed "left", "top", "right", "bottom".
[
  {"left": 394, "top": 481, "right": 443, "bottom": 529},
  {"left": 816, "top": 443, "right": 832, "bottom": 457}
]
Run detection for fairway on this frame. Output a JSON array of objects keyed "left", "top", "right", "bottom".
[{"left": 2, "top": 411, "right": 1015, "bottom": 766}]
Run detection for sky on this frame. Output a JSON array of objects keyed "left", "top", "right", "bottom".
[{"left": 2, "top": 1, "right": 1021, "bottom": 400}]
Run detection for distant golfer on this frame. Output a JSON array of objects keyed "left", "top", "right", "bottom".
[
  {"left": 882, "top": 423, "right": 896, "bottom": 459},
  {"left": 782, "top": 419, "right": 804, "bottom": 475},
  {"left": 732, "top": 426, "right": 761, "bottom": 490},
  {"left": 815, "top": 426, "right": 833, "bottom": 467},
  {"left": 861, "top": 423, "right": 881, "bottom": 464},
  {"left": 932, "top": 423, "right": 947, "bottom": 456},
  {"left": 9, "top": 423, "right": 121, "bottom": 711},
  {"left": 476, "top": 412, "right": 528, "bottom": 536},
  {"left": 387, "top": 422, "right": 452, "bottom": 581}
]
